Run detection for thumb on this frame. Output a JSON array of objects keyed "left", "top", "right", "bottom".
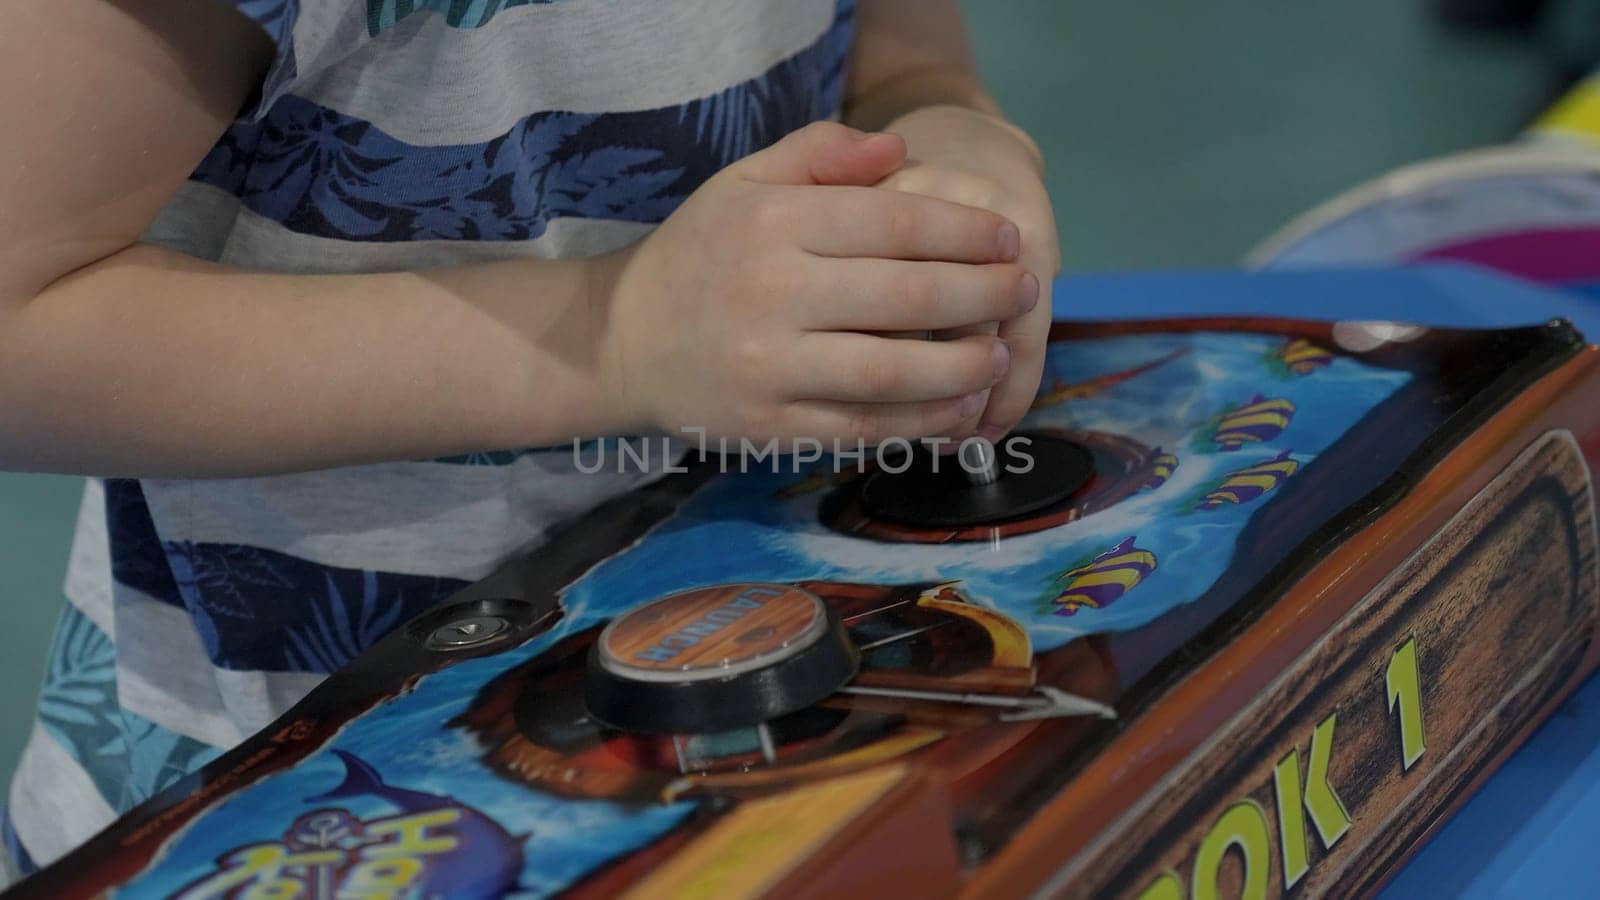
[{"left": 731, "top": 121, "right": 907, "bottom": 186}]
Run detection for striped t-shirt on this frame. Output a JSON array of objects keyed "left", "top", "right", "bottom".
[{"left": 4, "top": 0, "right": 854, "bottom": 877}]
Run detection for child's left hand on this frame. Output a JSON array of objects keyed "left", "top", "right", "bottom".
[{"left": 877, "top": 105, "right": 1059, "bottom": 444}]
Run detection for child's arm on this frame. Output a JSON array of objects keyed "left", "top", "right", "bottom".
[
  {"left": 0, "top": 0, "right": 1033, "bottom": 478},
  {"left": 844, "top": 0, "right": 1060, "bottom": 445}
]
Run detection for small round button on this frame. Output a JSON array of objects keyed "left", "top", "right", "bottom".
[
  {"left": 584, "top": 584, "right": 858, "bottom": 735},
  {"left": 424, "top": 615, "right": 509, "bottom": 650}
]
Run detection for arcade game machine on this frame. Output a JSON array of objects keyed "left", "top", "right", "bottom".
[{"left": 12, "top": 73, "right": 1600, "bottom": 900}]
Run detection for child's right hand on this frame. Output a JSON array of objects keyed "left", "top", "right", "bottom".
[{"left": 593, "top": 122, "right": 1037, "bottom": 449}]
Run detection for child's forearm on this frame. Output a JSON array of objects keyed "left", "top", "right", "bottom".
[
  {"left": 845, "top": 66, "right": 1001, "bottom": 131},
  {"left": 0, "top": 242, "right": 623, "bottom": 478},
  {"left": 0, "top": 0, "right": 618, "bottom": 478},
  {"left": 843, "top": 0, "right": 995, "bottom": 129},
  {"left": 843, "top": 0, "right": 1042, "bottom": 171}
]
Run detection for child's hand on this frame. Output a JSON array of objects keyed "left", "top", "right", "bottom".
[
  {"left": 875, "top": 105, "right": 1059, "bottom": 444},
  {"left": 594, "top": 122, "right": 1037, "bottom": 448}
]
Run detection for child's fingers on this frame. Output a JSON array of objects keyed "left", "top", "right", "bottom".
[
  {"left": 730, "top": 121, "right": 907, "bottom": 186},
  {"left": 799, "top": 261, "right": 1037, "bottom": 332},
  {"left": 784, "top": 394, "right": 986, "bottom": 447},
  {"left": 976, "top": 272, "right": 1054, "bottom": 442},
  {"left": 793, "top": 186, "right": 1020, "bottom": 264},
  {"left": 786, "top": 332, "right": 1008, "bottom": 404}
]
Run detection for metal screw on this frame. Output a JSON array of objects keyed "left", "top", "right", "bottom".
[{"left": 426, "top": 614, "right": 510, "bottom": 650}]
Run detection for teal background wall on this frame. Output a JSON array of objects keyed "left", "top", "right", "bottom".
[
  {"left": 0, "top": 2, "right": 1562, "bottom": 810},
  {"left": 0, "top": 474, "right": 81, "bottom": 789},
  {"left": 966, "top": 1, "right": 1558, "bottom": 271}
]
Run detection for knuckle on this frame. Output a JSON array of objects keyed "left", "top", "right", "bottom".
[
  {"left": 960, "top": 176, "right": 1007, "bottom": 211},
  {"left": 797, "top": 120, "right": 844, "bottom": 143},
  {"left": 860, "top": 355, "right": 903, "bottom": 398},
  {"left": 735, "top": 253, "right": 795, "bottom": 304},
  {"left": 743, "top": 191, "right": 792, "bottom": 235},
  {"left": 729, "top": 334, "right": 769, "bottom": 380},
  {"left": 964, "top": 344, "right": 998, "bottom": 390},
  {"left": 884, "top": 204, "right": 923, "bottom": 251},
  {"left": 734, "top": 401, "right": 777, "bottom": 438},
  {"left": 749, "top": 257, "right": 798, "bottom": 302},
  {"left": 942, "top": 398, "right": 975, "bottom": 431},
  {"left": 846, "top": 407, "right": 882, "bottom": 444},
  {"left": 918, "top": 401, "right": 960, "bottom": 438},
  {"left": 897, "top": 273, "right": 936, "bottom": 320}
]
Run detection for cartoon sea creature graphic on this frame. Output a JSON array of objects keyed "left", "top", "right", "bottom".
[
  {"left": 304, "top": 750, "right": 527, "bottom": 899},
  {"left": 1143, "top": 450, "right": 1179, "bottom": 490},
  {"left": 1198, "top": 449, "right": 1299, "bottom": 510},
  {"left": 1273, "top": 338, "right": 1333, "bottom": 376},
  {"left": 1213, "top": 394, "right": 1295, "bottom": 451},
  {"left": 1033, "top": 348, "right": 1190, "bottom": 410},
  {"left": 1051, "top": 536, "right": 1157, "bottom": 616}
]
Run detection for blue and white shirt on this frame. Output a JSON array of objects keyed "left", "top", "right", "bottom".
[{"left": 4, "top": 0, "right": 854, "bottom": 876}]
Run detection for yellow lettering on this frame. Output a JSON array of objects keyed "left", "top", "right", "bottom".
[
  {"left": 1304, "top": 712, "right": 1352, "bottom": 849},
  {"left": 1386, "top": 638, "right": 1426, "bottom": 770},
  {"left": 1193, "top": 800, "right": 1270, "bottom": 900},
  {"left": 337, "top": 857, "right": 424, "bottom": 900},
  {"left": 177, "top": 844, "right": 341, "bottom": 900},
  {"left": 1138, "top": 870, "right": 1184, "bottom": 900},
  {"left": 363, "top": 809, "right": 460, "bottom": 858},
  {"left": 1272, "top": 749, "right": 1310, "bottom": 890},
  {"left": 1270, "top": 711, "right": 1351, "bottom": 891}
]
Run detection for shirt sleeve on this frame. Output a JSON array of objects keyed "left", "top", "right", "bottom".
[{"left": 215, "top": 0, "right": 305, "bottom": 121}]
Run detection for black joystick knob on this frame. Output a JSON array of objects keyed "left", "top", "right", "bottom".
[
  {"left": 858, "top": 433, "right": 1095, "bottom": 528},
  {"left": 584, "top": 583, "right": 858, "bottom": 735}
]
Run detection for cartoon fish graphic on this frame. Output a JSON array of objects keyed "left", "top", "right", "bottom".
[
  {"left": 306, "top": 750, "right": 526, "bottom": 899},
  {"left": 1051, "top": 536, "right": 1157, "bottom": 616},
  {"left": 1198, "top": 449, "right": 1299, "bottom": 510},
  {"left": 1143, "top": 450, "right": 1179, "bottom": 490},
  {"left": 1033, "top": 348, "right": 1190, "bottom": 409},
  {"left": 1274, "top": 339, "right": 1333, "bottom": 375},
  {"left": 1213, "top": 394, "right": 1295, "bottom": 451}
]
